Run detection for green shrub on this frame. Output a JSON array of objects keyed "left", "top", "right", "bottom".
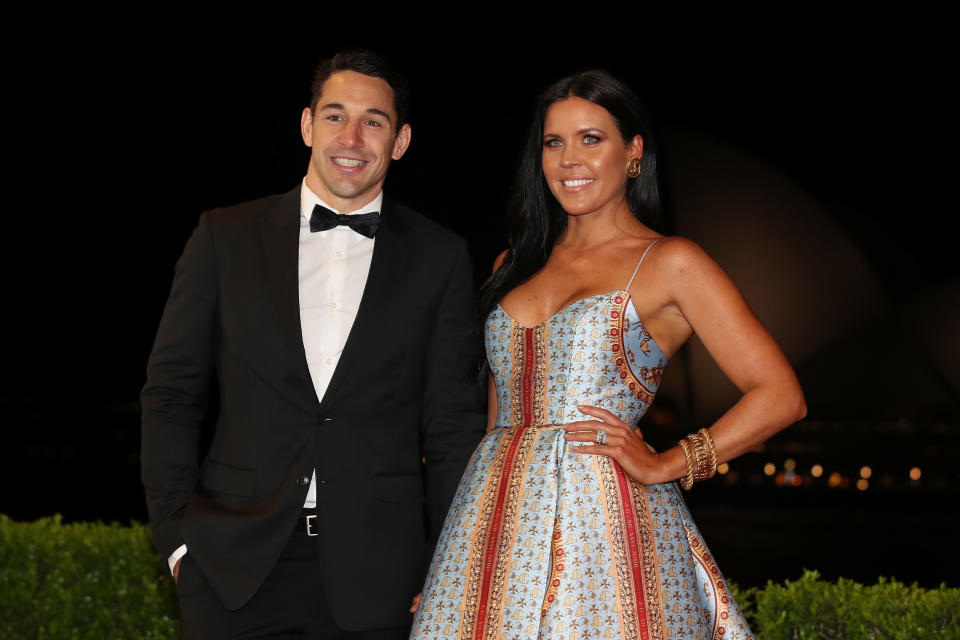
[
  {"left": 753, "top": 570, "right": 960, "bottom": 639},
  {"left": 1, "top": 517, "right": 958, "bottom": 639},
  {"left": 0, "top": 514, "right": 179, "bottom": 639},
  {"left": 729, "top": 580, "right": 759, "bottom": 627}
]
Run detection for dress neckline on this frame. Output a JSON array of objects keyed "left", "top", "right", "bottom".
[
  {"left": 496, "top": 290, "right": 617, "bottom": 329},
  {"left": 494, "top": 290, "right": 669, "bottom": 362}
]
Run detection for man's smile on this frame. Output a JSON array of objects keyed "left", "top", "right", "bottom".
[{"left": 331, "top": 157, "right": 368, "bottom": 167}]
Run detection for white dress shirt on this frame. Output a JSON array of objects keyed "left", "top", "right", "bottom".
[
  {"left": 169, "top": 180, "right": 381, "bottom": 573},
  {"left": 298, "top": 182, "right": 380, "bottom": 507}
]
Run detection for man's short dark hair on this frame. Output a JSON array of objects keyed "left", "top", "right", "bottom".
[{"left": 310, "top": 49, "right": 409, "bottom": 127}]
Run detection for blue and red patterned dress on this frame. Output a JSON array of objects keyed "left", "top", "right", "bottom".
[{"left": 410, "top": 284, "right": 753, "bottom": 640}]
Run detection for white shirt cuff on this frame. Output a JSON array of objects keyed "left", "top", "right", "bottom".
[{"left": 168, "top": 544, "right": 188, "bottom": 576}]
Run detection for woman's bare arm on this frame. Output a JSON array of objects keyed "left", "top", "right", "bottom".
[{"left": 565, "top": 237, "right": 805, "bottom": 484}]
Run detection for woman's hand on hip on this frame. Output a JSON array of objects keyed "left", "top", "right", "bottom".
[{"left": 562, "top": 405, "right": 667, "bottom": 485}]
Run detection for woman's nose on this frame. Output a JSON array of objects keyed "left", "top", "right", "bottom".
[{"left": 559, "top": 146, "right": 579, "bottom": 167}]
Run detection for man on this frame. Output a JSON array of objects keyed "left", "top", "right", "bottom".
[{"left": 141, "top": 50, "right": 485, "bottom": 638}]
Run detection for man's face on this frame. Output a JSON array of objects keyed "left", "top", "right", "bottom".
[{"left": 301, "top": 70, "right": 411, "bottom": 212}]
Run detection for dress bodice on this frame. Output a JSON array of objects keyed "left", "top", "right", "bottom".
[{"left": 485, "top": 290, "right": 668, "bottom": 429}]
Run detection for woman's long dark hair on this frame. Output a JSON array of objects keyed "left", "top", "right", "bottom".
[{"left": 477, "top": 70, "right": 663, "bottom": 322}]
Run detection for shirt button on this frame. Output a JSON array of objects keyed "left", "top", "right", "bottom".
[
  {"left": 329, "top": 301, "right": 337, "bottom": 309},
  {"left": 296, "top": 476, "right": 310, "bottom": 488},
  {"left": 334, "top": 251, "right": 343, "bottom": 259},
  {"left": 326, "top": 357, "right": 332, "bottom": 365}
]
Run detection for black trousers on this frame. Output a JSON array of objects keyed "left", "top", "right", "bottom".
[{"left": 176, "top": 523, "right": 410, "bottom": 639}]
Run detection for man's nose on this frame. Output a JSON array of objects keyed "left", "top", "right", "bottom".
[{"left": 338, "top": 120, "right": 362, "bottom": 147}]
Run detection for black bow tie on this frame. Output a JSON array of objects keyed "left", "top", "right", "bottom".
[{"left": 309, "top": 204, "right": 379, "bottom": 238}]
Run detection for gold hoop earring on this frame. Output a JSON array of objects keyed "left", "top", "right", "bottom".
[{"left": 625, "top": 158, "right": 642, "bottom": 178}]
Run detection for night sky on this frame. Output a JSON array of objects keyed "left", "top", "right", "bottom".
[{"left": 3, "top": 19, "right": 955, "bottom": 585}]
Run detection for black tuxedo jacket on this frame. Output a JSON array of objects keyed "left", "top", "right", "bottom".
[{"left": 141, "top": 186, "right": 485, "bottom": 630}]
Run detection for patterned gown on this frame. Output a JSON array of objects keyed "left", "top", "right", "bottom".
[{"left": 411, "top": 263, "right": 753, "bottom": 639}]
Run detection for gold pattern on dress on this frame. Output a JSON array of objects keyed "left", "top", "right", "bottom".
[
  {"left": 460, "top": 318, "right": 547, "bottom": 640},
  {"left": 638, "top": 365, "right": 664, "bottom": 389},
  {"left": 685, "top": 526, "right": 753, "bottom": 640},
  {"left": 595, "top": 456, "right": 643, "bottom": 640},
  {"left": 506, "top": 322, "right": 547, "bottom": 429},
  {"left": 609, "top": 291, "right": 655, "bottom": 404},
  {"left": 481, "top": 427, "right": 538, "bottom": 639},
  {"left": 459, "top": 431, "right": 515, "bottom": 640},
  {"left": 509, "top": 324, "right": 526, "bottom": 428},
  {"left": 636, "top": 323, "right": 654, "bottom": 357},
  {"left": 540, "top": 518, "right": 566, "bottom": 620},
  {"left": 530, "top": 325, "right": 547, "bottom": 427},
  {"left": 629, "top": 481, "right": 666, "bottom": 640}
]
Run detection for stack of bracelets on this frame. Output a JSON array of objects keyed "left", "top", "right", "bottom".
[{"left": 677, "top": 428, "right": 718, "bottom": 490}]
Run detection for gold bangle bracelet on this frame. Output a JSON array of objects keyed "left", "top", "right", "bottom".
[
  {"left": 695, "top": 432, "right": 713, "bottom": 481},
  {"left": 682, "top": 430, "right": 717, "bottom": 484},
  {"left": 678, "top": 438, "right": 695, "bottom": 490},
  {"left": 698, "top": 428, "right": 718, "bottom": 479},
  {"left": 688, "top": 432, "right": 709, "bottom": 482}
]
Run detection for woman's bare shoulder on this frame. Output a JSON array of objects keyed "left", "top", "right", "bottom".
[
  {"left": 643, "top": 236, "right": 714, "bottom": 273},
  {"left": 492, "top": 249, "right": 509, "bottom": 274}
]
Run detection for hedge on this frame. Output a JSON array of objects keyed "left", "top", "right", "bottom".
[
  {"left": 1, "top": 515, "right": 957, "bottom": 639},
  {"left": 733, "top": 571, "right": 960, "bottom": 639},
  {"left": 0, "top": 515, "right": 179, "bottom": 638}
]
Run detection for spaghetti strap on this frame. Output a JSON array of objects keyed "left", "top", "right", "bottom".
[{"left": 624, "top": 239, "right": 661, "bottom": 290}]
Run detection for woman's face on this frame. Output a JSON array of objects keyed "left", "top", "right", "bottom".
[{"left": 541, "top": 97, "right": 642, "bottom": 218}]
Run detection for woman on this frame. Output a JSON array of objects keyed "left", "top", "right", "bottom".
[{"left": 410, "top": 70, "right": 805, "bottom": 640}]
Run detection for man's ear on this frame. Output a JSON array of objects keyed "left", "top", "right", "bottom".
[
  {"left": 301, "top": 107, "right": 314, "bottom": 147},
  {"left": 392, "top": 123, "right": 412, "bottom": 160}
]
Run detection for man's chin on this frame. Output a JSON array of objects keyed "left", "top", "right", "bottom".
[{"left": 326, "top": 183, "right": 382, "bottom": 207}]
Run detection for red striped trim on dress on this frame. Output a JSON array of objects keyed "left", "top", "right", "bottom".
[
  {"left": 614, "top": 463, "right": 650, "bottom": 640},
  {"left": 473, "top": 425, "right": 526, "bottom": 640},
  {"left": 473, "top": 327, "right": 538, "bottom": 640}
]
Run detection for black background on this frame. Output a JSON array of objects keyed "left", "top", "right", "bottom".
[{"left": 3, "top": 17, "right": 955, "bottom": 587}]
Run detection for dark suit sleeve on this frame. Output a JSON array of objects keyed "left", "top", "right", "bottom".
[
  {"left": 420, "top": 238, "right": 487, "bottom": 556},
  {"left": 140, "top": 213, "right": 219, "bottom": 559}
]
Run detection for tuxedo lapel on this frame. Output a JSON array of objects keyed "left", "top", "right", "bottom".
[
  {"left": 257, "top": 186, "right": 318, "bottom": 406},
  {"left": 320, "top": 198, "right": 412, "bottom": 409}
]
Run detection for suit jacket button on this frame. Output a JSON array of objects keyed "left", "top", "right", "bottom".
[{"left": 297, "top": 475, "right": 310, "bottom": 487}]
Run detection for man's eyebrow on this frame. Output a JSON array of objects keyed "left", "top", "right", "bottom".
[
  {"left": 366, "top": 108, "right": 392, "bottom": 123},
  {"left": 317, "top": 103, "right": 393, "bottom": 123}
]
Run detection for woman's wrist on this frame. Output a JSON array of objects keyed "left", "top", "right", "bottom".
[{"left": 656, "top": 445, "right": 688, "bottom": 485}]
